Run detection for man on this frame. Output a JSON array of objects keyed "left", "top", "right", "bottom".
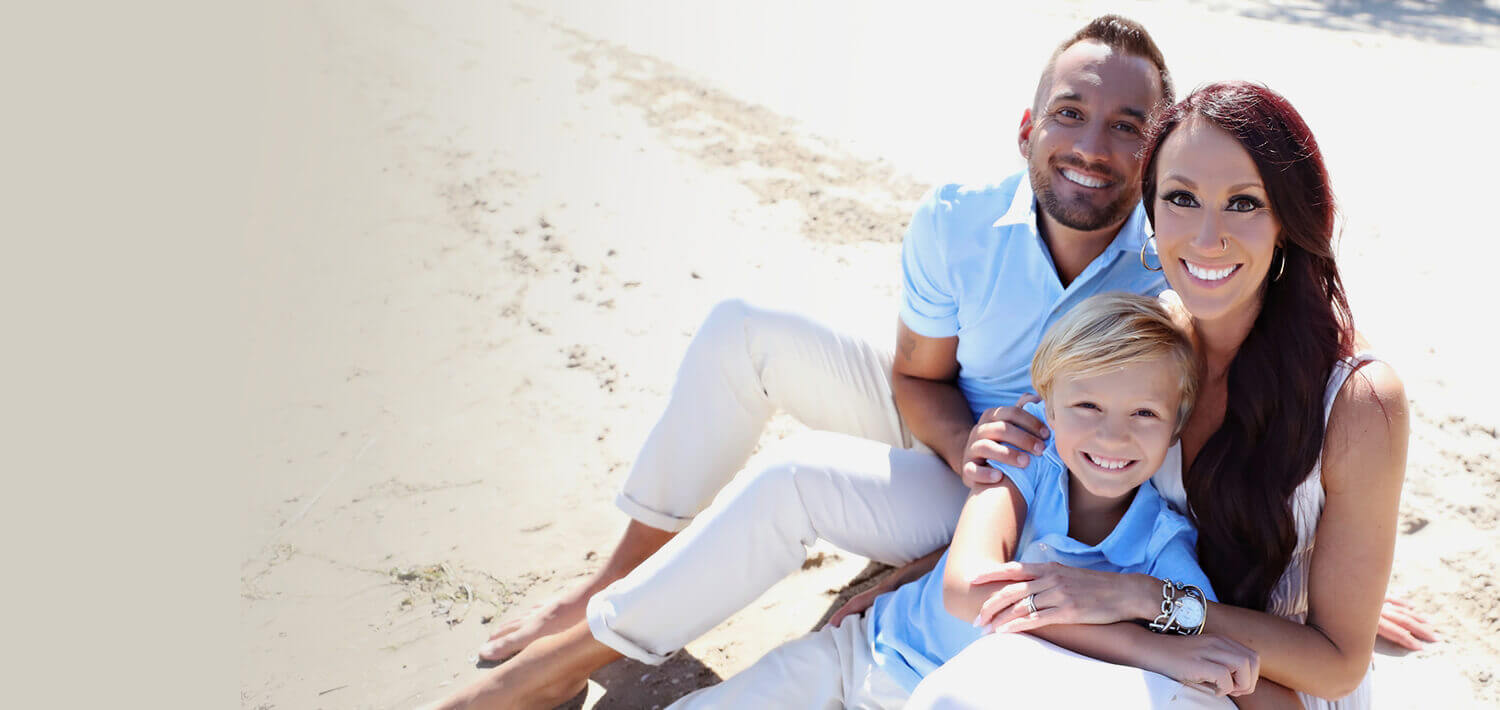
[{"left": 434, "top": 16, "right": 1178, "bottom": 709}]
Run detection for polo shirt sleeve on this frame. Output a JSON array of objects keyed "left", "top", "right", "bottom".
[
  {"left": 899, "top": 185, "right": 960, "bottom": 338},
  {"left": 985, "top": 400, "right": 1050, "bottom": 507},
  {"left": 986, "top": 458, "right": 1042, "bottom": 508},
  {"left": 1145, "top": 523, "right": 1219, "bottom": 603}
]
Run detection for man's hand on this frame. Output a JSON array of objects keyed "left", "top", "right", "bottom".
[
  {"left": 959, "top": 394, "right": 1050, "bottom": 487},
  {"left": 827, "top": 548, "right": 947, "bottom": 629},
  {"left": 825, "top": 585, "right": 884, "bottom": 630}
]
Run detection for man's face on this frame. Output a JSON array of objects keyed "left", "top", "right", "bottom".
[{"left": 1022, "top": 41, "right": 1162, "bottom": 233}]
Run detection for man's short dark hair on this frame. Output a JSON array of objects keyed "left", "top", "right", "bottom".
[{"left": 1033, "top": 15, "right": 1173, "bottom": 111}]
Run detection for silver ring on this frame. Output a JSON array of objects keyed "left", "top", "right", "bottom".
[
  {"left": 1219, "top": 237, "right": 1229, "bottom": 253},
  {"left": 1023, "top": 593, "right": 1038, "bottom": 615}
]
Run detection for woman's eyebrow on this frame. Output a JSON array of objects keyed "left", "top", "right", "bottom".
[{"left": 1160, "top": 173, "right": 1196, "bottom": 188}]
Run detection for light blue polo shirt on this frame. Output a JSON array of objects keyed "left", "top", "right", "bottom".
[
  {"left": 900, "top": 173, "right": 1166, "bottom": 421},
  {"left": 866, "top": 404, "right": 1215, "bottom": 692}
]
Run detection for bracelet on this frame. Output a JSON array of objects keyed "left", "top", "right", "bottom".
[{"left": 1148, "top": 579, "right": 1206, "bottom": 635}]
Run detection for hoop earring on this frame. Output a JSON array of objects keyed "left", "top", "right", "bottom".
[
  {"left": 1272, "top": 247, "right": 1286, "bottom": 282},
  {"left": 1140, "top": 237, "right": 1163, "bottom": 272}
]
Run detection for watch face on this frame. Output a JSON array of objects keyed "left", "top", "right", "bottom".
[{"left": 1176, "top": 597, "right": 1205, "bottom": 628}]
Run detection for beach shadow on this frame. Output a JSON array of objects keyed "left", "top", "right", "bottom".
[
  {"left": 519, "top": 561, "right": 902, "bottom": 709},
  {"left": 562, "top": 652, "right": 722, "bottom": 709},
  {"left": 1230, "top": 0, "right": 1500, "bottom": 47}
]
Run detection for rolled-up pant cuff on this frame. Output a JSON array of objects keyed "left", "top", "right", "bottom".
[
  {"left": 615, "top": 491, "right": 694, "bottom": 533},
  {"left": 586, "top": 589, "right": 674, "bottom": 665}
]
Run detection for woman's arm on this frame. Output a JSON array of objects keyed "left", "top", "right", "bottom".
[
  {"left": 1199, "top": 362, "right": 1408, "bottom": 698},
  {"left": 963, "top": 363, "right": 1408, "bottom": 699},
  {"left": 942, "top": 479, "right": 1259, "bottom": 696}
]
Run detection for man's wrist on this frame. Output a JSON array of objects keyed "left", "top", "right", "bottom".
[{"left": 941, "top": 428, "right": 970, "bottom": 476}]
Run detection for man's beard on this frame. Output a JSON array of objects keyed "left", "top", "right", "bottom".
[{"left": 1030, "top": 159, "right": 1137, "bottom": 232}]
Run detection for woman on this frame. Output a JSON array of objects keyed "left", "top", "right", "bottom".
[{"left": 911, "top": 81, "right": 1408, "bottom": 708}]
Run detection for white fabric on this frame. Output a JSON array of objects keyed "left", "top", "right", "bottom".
[
  {"left": 589, "top": 429, "right": 970, "bottom": 663},
  {"left": 906, "top": 632, "right": 1234, "bottom": 709},
  {"left": 1276, "top": 353, "right": 1378, "bottom": 710},
  {"left": 667, "top": 613, "right": 910, "bottom": 710},
  {"left": 615, "top": 298, "right": 917, "bottom": 532}
]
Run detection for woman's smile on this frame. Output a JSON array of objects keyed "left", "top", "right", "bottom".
[{"left": 1181, "top": 259, "right": 1240, "bottom": 284}]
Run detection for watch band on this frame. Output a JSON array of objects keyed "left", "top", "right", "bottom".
[{"left": 1149, "top": 579, "right": 1206, "bottom": 635}]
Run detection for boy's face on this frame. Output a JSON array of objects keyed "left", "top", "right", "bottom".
[{"left": 1046, "top": 359, "right": 1181, "bottom": 504}]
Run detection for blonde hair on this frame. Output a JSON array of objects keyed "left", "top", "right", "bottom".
[{"left": 1030, "top": 292, "right": 1199, "bottom": 436}]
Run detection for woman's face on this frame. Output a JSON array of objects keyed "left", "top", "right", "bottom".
[{"left": 1151, "top": 115, "right": 1281, "bottom": 324}]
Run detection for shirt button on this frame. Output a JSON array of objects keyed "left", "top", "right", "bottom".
[{"left": 1037, "top": 543, "right": 1049, "bottom": 551}]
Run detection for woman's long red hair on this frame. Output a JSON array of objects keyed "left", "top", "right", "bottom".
[{"left": 1140, "top": 82, "right": 1355, "bottom": 610}]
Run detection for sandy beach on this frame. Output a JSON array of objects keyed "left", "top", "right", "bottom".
[{"left": 239, "top": 2, "right": 1500, "bottom": 707}]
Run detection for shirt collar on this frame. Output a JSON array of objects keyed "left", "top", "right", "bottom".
[
  {"left": 1039, "top": 438, "right": 1162, "bottom": 569},
  {"left": 991, "top": 177, "right": 1150, "bottom": 258}
]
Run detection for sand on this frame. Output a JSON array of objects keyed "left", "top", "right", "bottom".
[{"left": 239, "top": 2, "right": 1500, "bottom": 707}]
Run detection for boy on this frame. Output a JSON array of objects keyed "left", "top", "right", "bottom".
[{"left": 666, "top": 292, "right": 1223, "bottom": 708}]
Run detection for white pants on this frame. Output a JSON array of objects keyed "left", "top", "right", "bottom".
[
  {"left": 667, "top": 614, "right": 909, "bottom": 710},
  {"left": 588, "top": 299, "right": 971, "bottom": 664},
  {"left": 907, "top": 633, "right": 1236, "bottom": 709}
]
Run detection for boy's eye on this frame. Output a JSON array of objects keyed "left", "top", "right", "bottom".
[
  {"left": 1075, "top": 402, "right": 1099, "bottom": 411},
  {"left": 1134, "top": 409, "right": 1159, "bottom": 418},
  {"left": 1163, "top": 190, "right": 1198, "bottom": 208}
]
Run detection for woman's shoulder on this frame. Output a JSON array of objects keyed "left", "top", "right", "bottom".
[{"left": 1322, "top": 358, "right": 1409, "bottom": 492}]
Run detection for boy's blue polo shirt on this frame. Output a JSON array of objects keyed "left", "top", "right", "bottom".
[
  {"left": 866, "top": 405, "right": 1215, "bottom": 692},
  {"left": 900, "top": 173, "right": 1166, "bottom": 422}
]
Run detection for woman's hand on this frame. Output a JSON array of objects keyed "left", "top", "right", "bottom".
[
  {"left": 960, "top": 394, "right": 1049, "bottom": 487},
  {"left": 1376, "top": 596, "right": 1439, "bottom": 650},
  {"left": 1152, "top": 634, "right": 1261, "bottom": 697},
  {"left": 969, "top": 562, "right": 1157, "bottom": 632}
]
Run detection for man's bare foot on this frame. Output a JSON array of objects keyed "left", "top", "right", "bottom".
[
  {"left": 479, "top": 520, "right": 674, "bottom": 662},
  {"left": 435, "top": 621, "right": 622, "bottom": 710}
]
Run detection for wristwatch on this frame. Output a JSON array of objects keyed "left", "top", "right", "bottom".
[{"left": 1149, "top": 580, "right": 1207, "bottom": 635}]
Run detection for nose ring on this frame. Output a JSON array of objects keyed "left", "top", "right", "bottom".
[{"left": 1218, "top": 237, "right": 1229, "bottom": 253}]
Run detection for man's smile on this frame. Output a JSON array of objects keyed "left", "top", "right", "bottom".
[{"left": 1059, "top": 167, "right": 1113, "bottom": 189}]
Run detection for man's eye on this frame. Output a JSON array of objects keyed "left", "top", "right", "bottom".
[
  {"left": 1114, "top": 122, "right": 1141, "bottom": 135},
  {"left": 1163, "top": 191, "right": 1198, "bottom": 208},
  {"left": 1227, "top": 196, "right": 1265, "bottom": 213},
  {"left": 1058, "top": 108, "right": 1083, "bottom": 120}
]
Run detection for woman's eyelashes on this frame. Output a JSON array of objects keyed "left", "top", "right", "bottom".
[
  {"left": 1161, "top": 189, "right": 1266, "bottom": 212},
  {"left": 1163, "top": 190, "right": 1198, "bottom": 208},
  {"left": 1226, "top": 195, "right": 1265, "bottom": 212}
]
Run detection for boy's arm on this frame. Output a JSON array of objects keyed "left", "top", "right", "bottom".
[{"left": 941, "top": 478, "right": 1028, "bottom": 621}]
